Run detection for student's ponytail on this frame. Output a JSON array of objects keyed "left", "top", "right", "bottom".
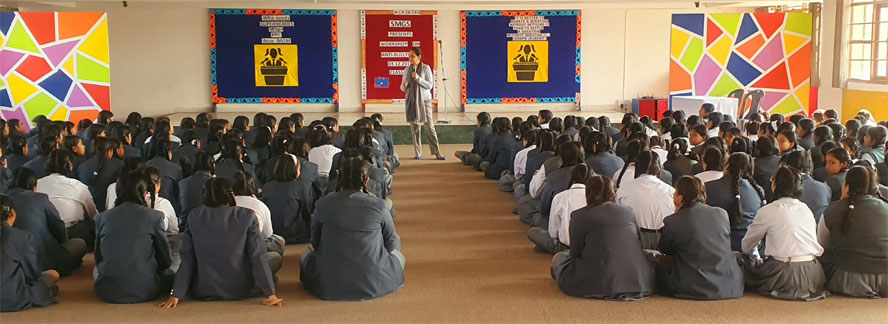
[
  {"left": 219, "top": 140, "right": 245, "bottom": 172},
  {"left": 142, "top": 167, "right": 162, "bottom": 209},
  {"left": 667, "top": 139, "right": 688, "bottom": 162},
  {"left": 725, "top": 153, "right": 755, "bottom": 227},
  {"left": 569, "top": 164, "right": 591, "bottom": 186},
  {"left": 617, "top": 139, "right": 643, "bottom": 187}
]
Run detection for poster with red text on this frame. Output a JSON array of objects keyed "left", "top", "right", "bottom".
[{"left": 361, "top": 10, "right": 437, "bottom": 105}]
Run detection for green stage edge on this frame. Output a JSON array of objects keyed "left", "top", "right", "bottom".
[{"left": 340, "top": 125, "right": 478, "bottom": 145}]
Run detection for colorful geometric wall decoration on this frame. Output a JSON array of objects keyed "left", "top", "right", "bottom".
[
  {"left": 670, "top": 13, "right": 812, "bottom": 116},
  {"left": 0, "top": 12, "right": 110, "bottom": 131}
]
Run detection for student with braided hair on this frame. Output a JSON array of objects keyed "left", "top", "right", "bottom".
[
  {"left": 819, "top": 166, "right": 888, "bottom": 297},
  {"left": 743, "top": 166, "right": 827, "bottom": 301},
  {"left": 261, "top": 154, "right": 314, "bottom": 244},
  {"left": 159, "top": 177, "right": 282, "bottom": 308},
  {"left": 825, "top": 147, "right": 852, "bottom": 202},
  {"left": 528, "top": 163, "right": 590, "bottom": 254},
  {"left": 77, "top": 137, "right": 124, "bottom": 213},
  {"left": 146, "top": 137, "right": 183, "bottom": 215},
  {"left": 215, "top": 139, "right": 253, "bottom": 180},
  {"left": 613, "top": 137, "right": 673, "bottom": 189},
  {"left": 656, "top": 176, "right": 743, "bottom": 300},
  {"left": 754, "top": 136, "right": 781, "bottom": 201},
  {"left": 0, "top": 195, "right": 59, "bottom": 312},
  {"left": 780, "top": 151, "right": 832, "bottom": 223},
  {"left": 93, "top": 168, "right": 174, "bottom": 304},
  {"left": 664, "top": 134, "right": 696, "bottom": 185},
  {"left": 584, "top": 132, "right": 624, "bottom": 179},
  {"left": 704, "top": 153, "right": 766, "bottom": 251},
  {"left": 299, "top": 157, "right": 404, "bottom": 301},
  {"left": 616, "top": 151, "right": 675, "bottom": 250},
  {"left": 550, "top": 175, "right": 654, "bottom": 300}
]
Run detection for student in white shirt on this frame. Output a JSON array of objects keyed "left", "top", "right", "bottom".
[
  {"left": 650, "top": 136, "right": 669, "bottom": 166},
  {"left": 742, "top": 166, "right": 828, "bottom": 301},
  {"left": 616, "top": 150, "right": 675, "bottom": 250},
  {"left": 144, "top": 167, "right": 178, "bottom": 234},
  {"left": 307, "top": 125, "right": 341, "bottom": 194},
  {"left": 232, "top": 171, "right": 284, "bottom": 256},
  {"left": 706, "top": 112, "right": 723, "bottom": 138},
  {"left": 695, "top": 147, "right": 725, "bottom": 184},
  {"left": 527, "top": 164, "right": 589, "bottom": 254},
  {"left": 538, "top": 109, "right": 553, "bottom": 130},
  {"left": 36, "top": 150, "right": 98, "bottom": 250},
  {"left": 512, "top": 130, "right": 538, "bottom": 200}
]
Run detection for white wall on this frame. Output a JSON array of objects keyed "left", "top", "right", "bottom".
[{"left": 20, "top": 2, "right": 759, "bottom": 119}]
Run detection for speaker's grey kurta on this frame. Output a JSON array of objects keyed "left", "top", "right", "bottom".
[
  {"left": 553, "top": 202, "right": 655, "bottom": 299},
  {"left": 300, "top": 190, "right": 404, "bottom": 301},
  {"left": 656, "top": 203, "right": 744, "bottom": 300},
  {"left": 94, "top": 202, "right": 173, "bottom": 304}
]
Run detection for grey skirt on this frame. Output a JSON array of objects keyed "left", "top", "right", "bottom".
[
  {"left": 744, "top": 257, "right": 828, "bottom": 301},
  {"left": 639, "top": 231, "right": 660, "bottom": 251},
  {"left": 516, "top": 195, "right": 539, "bottom": 225},
  {"left": 825, "top": 263, "right": 888, "bottom": 298}
]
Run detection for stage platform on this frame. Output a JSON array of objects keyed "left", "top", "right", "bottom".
[{"left": 165, "top": 110, "right": 625, "bottom": 145}]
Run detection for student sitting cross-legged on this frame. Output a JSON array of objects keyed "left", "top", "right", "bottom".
[
  {"left": 93, "top": 167, "right": 174, "bottom": 304},
  {"left": 550, "top": 175, "right": 654, "bottom": 300},
  {"left": 0, "top": 195, "right": 60, "bottom": 312},
  {"left": 158, "top": 177, "right": 282, "bottom": 308},
  {"left": 654, "top": 176, "right": 744, "bottom": 301},
  {"left": 819, "top": 166, "right": 888, "bottom": 298},
  {"left": 742, "top": 166, "right": 828, "bottom": 301},
  {"left": 299, "top": 157, "right": 405, "bottom": 301}
]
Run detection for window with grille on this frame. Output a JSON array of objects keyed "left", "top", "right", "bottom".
[{"left": 849, "top": 0, "right": 888, "bottom": 82}]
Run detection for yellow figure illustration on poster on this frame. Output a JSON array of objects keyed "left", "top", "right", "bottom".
[
  {"left": 507, "top": 41, "right": 548, "bottom": 83},
  {"left": 254, "top": 44, "right": 299, "bottom": 87}
]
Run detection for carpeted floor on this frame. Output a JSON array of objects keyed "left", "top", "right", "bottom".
[{"left": 3, "top": 144, "right": 887, "bottom": 323}]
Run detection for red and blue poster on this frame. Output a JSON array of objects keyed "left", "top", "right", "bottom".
[{"left": 361, "top": 10, "right": 437, "bottom": 105}]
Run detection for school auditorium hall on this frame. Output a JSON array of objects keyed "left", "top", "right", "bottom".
[{"left": 1, "top": 0, "right": 887, "bottom": 323}]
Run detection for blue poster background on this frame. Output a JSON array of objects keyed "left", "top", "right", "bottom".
[
  {"left": 212, "top": 10, "right": 336, "bottom": 102},
  {"left": 463, "top": 11, "right": 579, "bottom": 103}
]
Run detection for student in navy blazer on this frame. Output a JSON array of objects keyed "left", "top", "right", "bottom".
[
  {"left": 0, "top": 195, "right": 59, "bottom": 312},
  {"left": 178, "top": 152, "right": 214, "bottom": 230},
  {"left": 704, "top": 153, "right": 766, "bottom": 251},
  {"left": 22, "top": 136, "right": 59, "bottom": 179},
  {"left": 146, "top": 137, "right": 184, "bottom": 215},
  {"left": 158, "top": 177, "right": 282, "bottom": 308},
  {"left": 6, "top": 168, "right": 86, "bottom": 277},
  {"left": 77, "top": 137, "right": 124, "bottom": 213}
]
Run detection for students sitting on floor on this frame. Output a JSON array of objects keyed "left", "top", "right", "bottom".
[
  {"left": 819, "top": 166, "right": 888, "bottom": 298},
  {"left": 94, "top": 168, "right": 174, "bottom": 304},
  {"left": 484, "top": 117, "right": 519, "bottom": 181},
  {"left": 232, "top": 171, "right": 284, "bottom": 256},
  {"left": 754, "top": 136, "right": 781, "bottom": 201},
  {"left": 36, "top": 150, "right": 97, "bottom": 251},
  {"left": 78, "top": 137, "right": 124, "bottom": 213},
  {"left": 6, "top": 168, "right": 86, "bottom": 277},
  {"left": 860, "top": 125, "right": 887, "bottom": 165},
  {"left": 146, "top": 137, "right": 184, "bottom": 215},
  {"left": 704, "top": 153, "right": 766, "bottom": 252},
  {"left": 5, "top": 135, "right": 31, "bottom": 173},
  {"left": 516, "top": 132, "right": 556, "bottom": 224},
  {"left": 299, "top": 157, "right": 405, "bottom": 301},
  {"left": 307, "top": 125, "right": 341, "bottom": 194},
  {"left": 780, "top": 151, "right": 832, "bottom": 223},
  {"left": 512, "top": 129, "right": 538, "bottom": 198},
  {"left": 179, "top": 152, "right": 215, "bottom": 223},
  {"left": 742, "top": 166, "right": 827, "bottom": 301},
  {"left": 584, "top": 132, "right": 624, "bottom": 181},
  {"left": 455, "top": 112, "right": 492, "bottom": 168},
  {"left": 262, "top": 154, "right": 314, "bottom": 244},
  {"left": 655, "top": 176, "right": 744, "bottom": 300},
  {"left": 528, "top": 163, "right": 590, "bottom": 254},
  {"left": 550, "top": 174, "right": 654, "bottom": 300},
  {"left": 616, "top": 150, "right": 675, "bottom": 250},
  {"left": 0, "top": 195, "right": 59, "bottom": 312},
  {"left": 159, "top": 177, "right": 282, "bottom": 308},
  {"left": 215, "top": 140, "right": 253, "bottom": 179}
]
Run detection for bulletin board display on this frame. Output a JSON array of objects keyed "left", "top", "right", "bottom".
[
  {"left": 460, "top": 10, "right": 581, "bottom": 105},
  {"left": 361, "top": 10, "right": 437, "bottom": 105},
  {"left": 210, "top": 9, "right": 338, "bottom": 104}
]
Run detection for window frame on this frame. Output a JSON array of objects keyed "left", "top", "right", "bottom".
[{"left": 848, "top": 0, "right": 888, "bottom": 83}]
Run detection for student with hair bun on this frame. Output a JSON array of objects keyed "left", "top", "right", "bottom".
[
  {"left": 819, "top": 166, "right": 888, "bottom": 298},
  {"left": 93, "top": 168, "right": 174, "bottom": 304},
  {"left": 656, "top": 176, "right": 744, "bottom": 300},
  {"left": 742, "top": 166, "right": 827, "bottom": 301},
  {"left": 550, "top": 174, "right": 654, "bottom": 300},
  {"left": 159, "top": 177, "right": 282, "bottom": 308},
  {"left": 616, "top": 150, "right": 675, "bottom": 250},
  {"left": 704, "top": 153, "right": 766, "bottom": 251},
  {"left": 0, "top": 195, "right": 59, "bottom": 312},
  {"left": 299, "top": 158, "right": 404, "bottom": 301}
]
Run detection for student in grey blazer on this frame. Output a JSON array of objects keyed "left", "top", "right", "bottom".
[
  {"left": 159, "top": 177, "right": 282, "bottom": 308},
  {"left": 655, "top": 176, "right": 744, "bottom": 300},
  {"left": 705, "top": 153, "right": 766, "bottom": 251},
  {"left": 781, "top": 151, "right": 832, "bottom": 223},
  {"left": 94, "top": 169, "right": 173, "bottom": 304},
  {"left": 1, "top": 195, "right": 58, "bottom": 313},
  {"left": 261, "top": 155, "right": 315, "bottom": 244},
  {"left": 583, "top": 132, "right": 624, "bottom": 180},
  {"left": 6, "top": 169, "right": 86, "bottom": 277},
  {"left": 300, "top": 158, "right": 404, "bottom": 301}
]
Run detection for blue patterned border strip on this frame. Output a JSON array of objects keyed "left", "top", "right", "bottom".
[
  {"left": 467, "top": 98, "right": 502, "bottom": 104},
  {"left": 210, "top": 49, "right": 217, "bottom": 85},
  {"left": 536, "top": 10, "right": 580, "bottom": 16},
  {"left": 575, "top": 47, "right": 581, "bottom": 84},
  {"left": 227, "top": 97, "right": 263, "bottom": 103},
  {"left": 212, "top": 9, "right": 246, "bottom": 15},
  {"left": 465, "top": 11, "right": 502, "bottom": 17},
  {"left": 331, "top": 47, "right": 339, "bottom": 85},
  {"left": 460, "top": 46, "right": 467, "bottom": 71},
  {"left": 282, "top": 10, "right": 335, "bottom": 16},
  {"left": 538, "top": 97, "right": 577, "bottom": 103},
  {"left": 302, "top": 98, "right": 335, "bottom": 103}
]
